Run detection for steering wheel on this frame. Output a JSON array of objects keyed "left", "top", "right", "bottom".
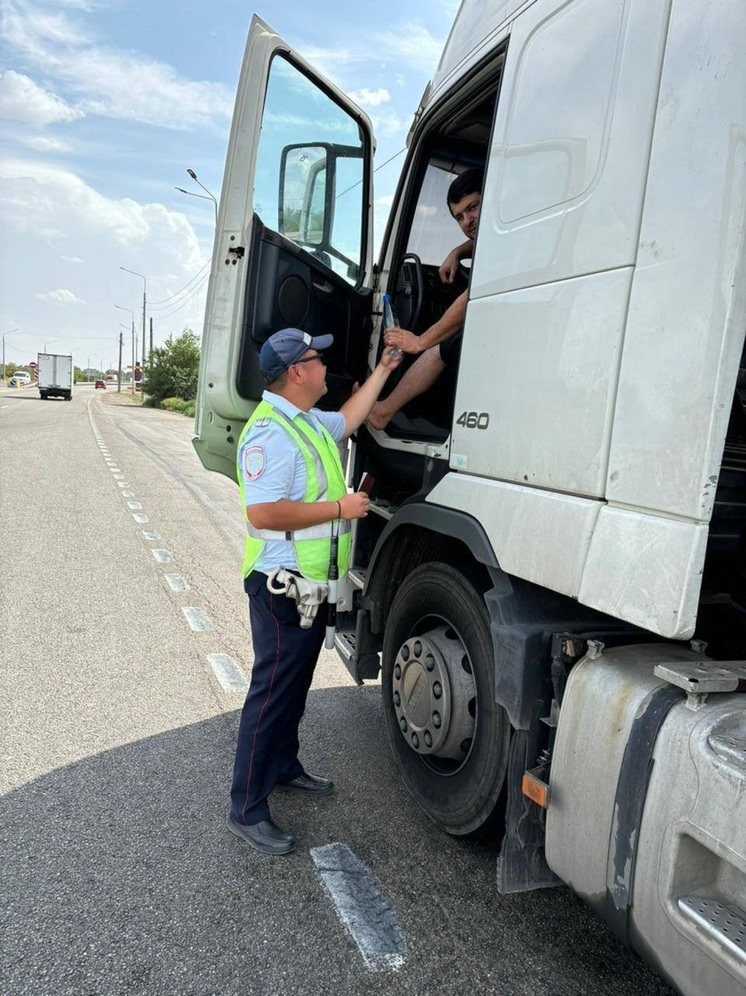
[{"left": 398, "top": 252, "right": 424, "bottom": 332}]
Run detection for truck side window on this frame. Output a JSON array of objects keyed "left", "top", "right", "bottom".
[{"left": 497, "top": 0, "right": 625, "bottom": 222}]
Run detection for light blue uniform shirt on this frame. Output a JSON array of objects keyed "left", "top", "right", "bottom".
[{"left": 238, "top": 390, "right": 346, "bottom": 574}]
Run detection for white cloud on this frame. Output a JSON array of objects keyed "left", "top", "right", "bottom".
[
  {"left": 305, "top": 21, "right": 444, "bottom": 80},
  {"left": 1, "top": 160, "right": 202, "bottom": 274},
  {"left": 0, "top": 157, "right": 207, "bottom": 354},
  {"left": 36, "top": 288, "right": 85, "bottom": 305},
  {"left": 3, "top": 3, "right": 232, "bottom": 130},
  {"left": 0, "top": 70, "right": 82, "bottom": 125},
  {"left": 348, "top": 87, "right": 391, "bottom": 108},
  {"left": 375, "top": 22, "right": 444, "bottom": 73},
  {"left": 21, "top": 135, "right": 72, "bottom": 152},
  {"left": 1, "top": 160, "right": 150, "bottom": 245}
]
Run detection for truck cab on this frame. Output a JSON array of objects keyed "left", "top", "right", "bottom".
[{"left": 194, "top": 4, "right": 746, "bottom": 993}]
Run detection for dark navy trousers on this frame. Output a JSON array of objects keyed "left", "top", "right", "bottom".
[{"left": 229, "top": 570, "right": 326, "bottom": 826}]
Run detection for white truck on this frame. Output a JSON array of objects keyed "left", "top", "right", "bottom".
[
  {"left": 193, "top": 4, "right": 746, "bottom": 992},
  {"left": 37, "top": 353, "right": 73, "bottom": 401}
]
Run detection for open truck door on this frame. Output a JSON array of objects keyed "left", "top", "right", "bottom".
[{"left": 194, "top": 15, "right": 375, "bottom": 480}]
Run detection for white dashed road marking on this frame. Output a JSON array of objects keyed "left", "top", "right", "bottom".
[
  {"left": 206, "top": 654, "right": 248, "bottom": 692},
  {"left": 90, "top": 403, "right": 241, "bottom": 702},
  {"left": 182, "top": 607, "right": 215, "bottom": 631},
  {"left": 164, "top": 574, "right": 189, "bottom": 592},
  {"left": 311, "top": 844, "right": 406, "bottom": 972}
]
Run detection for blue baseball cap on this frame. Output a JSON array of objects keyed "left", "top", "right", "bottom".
[{"left": 259, "top": 328, "right": 334, "bottom": 382}]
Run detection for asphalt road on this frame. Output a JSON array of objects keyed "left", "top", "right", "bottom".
[{"left": 0, "top": 383, "right": 677, "bottom": 996}]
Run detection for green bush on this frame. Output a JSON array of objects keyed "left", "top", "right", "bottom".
[
  {"left": 161, "top": 397, "right": 194, "bottom": 415},
  {"left": 144, "top": 329, "right": 200, "bottom": 406}
]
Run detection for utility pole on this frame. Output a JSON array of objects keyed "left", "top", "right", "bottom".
[
  {"left": 120, "top": 267, "right": 147, "bottom": 372},
  {"left": 118, "top": 332, "right": 123, "bottom": 393},
  {"left": 116, "top": 305, "right": 137, "bottom": 394},
  {"left": 1, "top": 328, "right": 19, "bottom": 381}
]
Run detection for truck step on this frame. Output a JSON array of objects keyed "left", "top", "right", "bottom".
[
  {"left": 348, "top": 568, "right": 366, "bottom": 590},
  {"left": 677, "top": 896, "right": 746, "bottom": 967},
  {"left": 334, "top": 632, "right": 356, "bottom": 662}
]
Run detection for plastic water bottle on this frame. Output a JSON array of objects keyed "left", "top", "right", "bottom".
[{"left": 382, "top": 294, "right": 402, "bottom": 358}]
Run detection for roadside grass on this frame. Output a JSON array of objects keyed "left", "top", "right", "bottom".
[{"left": 100, "top": 390, "right": 194, "bottom": 418}]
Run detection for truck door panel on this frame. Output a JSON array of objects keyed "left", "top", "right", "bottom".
[
  {"left": 237, "top": 219, "right": 372, "bottom": 407},
  {"left": 193, "top": 15, "right": 374, "bottom": 480}
]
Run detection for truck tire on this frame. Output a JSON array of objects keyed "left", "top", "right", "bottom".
[{"left": 381, "top": 562, "right": 511, "bottom": 836}]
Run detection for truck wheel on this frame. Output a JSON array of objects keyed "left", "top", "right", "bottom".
[{"left": 381, "top": 562, "right": 511, "bottom": 836}]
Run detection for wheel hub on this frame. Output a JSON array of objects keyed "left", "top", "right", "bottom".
[{"left": 391, "top": 624, "right": 476, "bottom": 761}]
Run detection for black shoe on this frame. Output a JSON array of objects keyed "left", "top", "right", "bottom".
[
  {"left": 226, "top": 814, "right": 296, "bottom": 855},
  {"left": 276, "top": 772, "right": 334, "bottom": 797}
]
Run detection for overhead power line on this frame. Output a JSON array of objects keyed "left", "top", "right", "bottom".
[{"left": 148, "top": 262, "right": 210, "bottom": 310}]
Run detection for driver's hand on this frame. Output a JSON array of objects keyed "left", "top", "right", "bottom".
[
  {"left": 438, "top": 248, "right": 461, "bottom": 284},
  {"left": 384, "top": 327, "right": 422, "bottom": 354}
]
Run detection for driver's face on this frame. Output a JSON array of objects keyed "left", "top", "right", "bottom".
[{"left": 450, "top": 191, "right": 481, "bottom": 240}]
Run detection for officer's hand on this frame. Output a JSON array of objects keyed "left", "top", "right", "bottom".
[
  {"left": 379, "top": 346, "right": 403, "bottom": 370},
  {"left": 339, "top": 491, "right": 370, "bottom": 520},
  {"left": 384, "top": 327, "right": 421, "bottom": 354}
]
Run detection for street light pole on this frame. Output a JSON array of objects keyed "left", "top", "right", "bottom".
[
  {"left": 120, "top": 267, "right": 147, "bottom": 373},
  {"left": 185, "top": 168, "right": 218, "bottom": 226},
  {"left": 44, "top": 340, "right": 57, "bottom": 353},
  {"left": 1, "top": 328, "right": 19, "bottom": 381}
]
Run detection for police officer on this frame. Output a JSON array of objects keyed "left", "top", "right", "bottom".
[{"left": 228, "top": 327, "right": 402, "bottom": 855}]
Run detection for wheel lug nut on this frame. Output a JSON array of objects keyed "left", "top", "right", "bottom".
[
  {"left": 412, "top": 733, "right": 419, "bottom": 748},
  {"left": 394, "top": 664, "right": 401, "bottom": 680},
  {"left": 425, "top": 655, "right": 435, "bottom": 671},
  {"left": 401, "top": 645, "right": 410, "bottom": 662},
  {"left": 424, "top": 731, "right": 432, "bottom": 747},
  {"left": 432, "top": 712, "right": 441, "bottom": 728},
  {"left": 414, "top": 641, "right": 422, "bottom": 657},
  {"left": 433, "top": 681, "right": 442, "bottom": 698},
  {"left": 400, "top": 717, "right": 408, "bottom": 733},
  {"left": 394, "top": 691, "right": 401, "bottom": 707}
]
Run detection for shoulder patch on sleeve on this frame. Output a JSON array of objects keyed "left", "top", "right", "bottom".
[
  {"left": 243, "top": 445, "right": 266, "bottom": 480},
  {"left": 254, "top": 417, "right": 270, "bottom": 427}
]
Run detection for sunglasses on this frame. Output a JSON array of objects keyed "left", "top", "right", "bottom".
[{"left": 294, "top": 352, "right": 326, "bottom": 366}]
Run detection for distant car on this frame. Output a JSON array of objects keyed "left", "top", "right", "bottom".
[{"left": 95, "top": 380, "right": 106, "bottom": 389}]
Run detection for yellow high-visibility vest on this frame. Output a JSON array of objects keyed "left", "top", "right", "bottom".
[{"left": 237, "top": 399, "right": 350, "bottom": 581}]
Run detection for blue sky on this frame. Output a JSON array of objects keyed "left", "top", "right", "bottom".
[{"left": 0, "top": 0, "right": 458, "bottom": 371}]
